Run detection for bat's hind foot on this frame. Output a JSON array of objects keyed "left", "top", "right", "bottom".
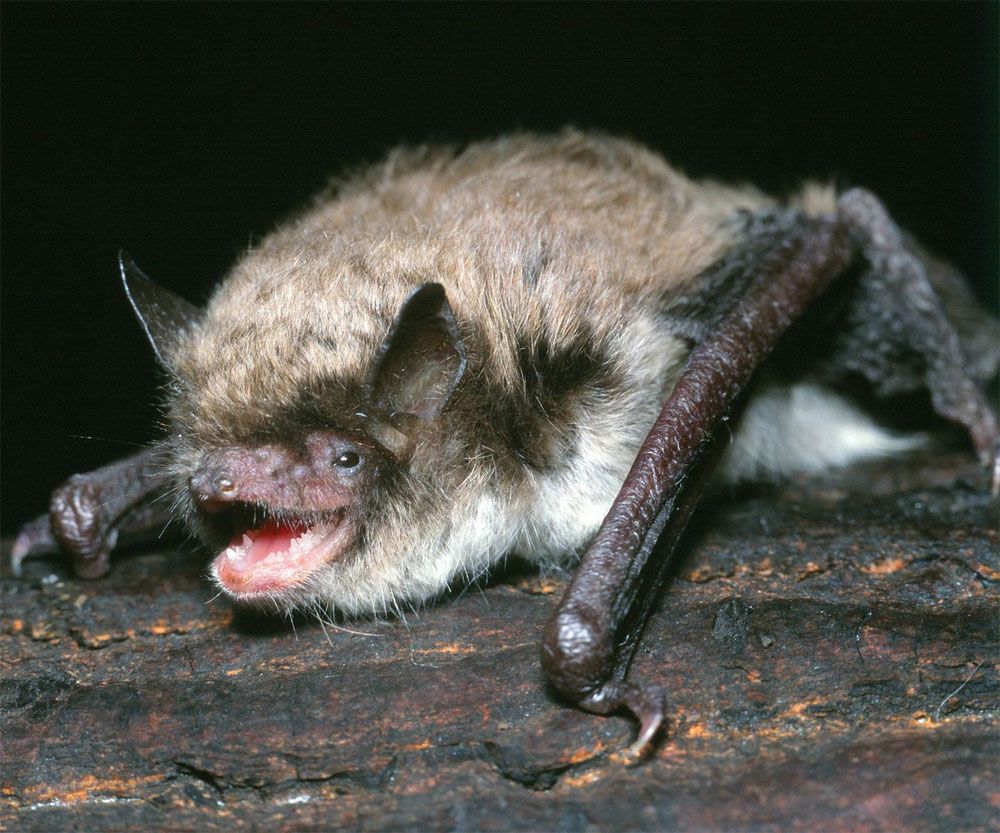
[
  {"left": 836, "top": 188, "right": 999, "bottom": 473},
  {"left": 580, "top": 679, "right": 666, "bottom": 763}
]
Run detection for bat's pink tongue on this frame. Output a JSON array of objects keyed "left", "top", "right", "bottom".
[{"left": 229, "top": 520, "right": 308, "bottom": 566}]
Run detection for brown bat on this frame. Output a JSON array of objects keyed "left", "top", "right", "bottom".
[{"left": 13, "top": 131, "right": 999, "bottom": 757}]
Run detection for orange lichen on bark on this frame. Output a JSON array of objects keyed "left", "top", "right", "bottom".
[
  {"left": 410, "top": 643, "right": 477, "bottom": 655},
  {"left": 860, "top": 556, "right": 908, "bottom": 575},
  {"left": 25, "top": 773, "right": 164, "bottom": 807},
  {"left": 560, "top": 769, "right": 605, "bottom": 789},
  {"left": 565, "top": 743, "right": 607, "bottom": 765}
]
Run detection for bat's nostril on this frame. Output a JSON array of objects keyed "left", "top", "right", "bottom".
[{"left": 188, "top": 470, "right": 238, "bottom": 510}]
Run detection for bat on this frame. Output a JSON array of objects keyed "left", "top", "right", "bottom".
[{"left": 12, "top": 131, "right": 999, "bottom": 758}]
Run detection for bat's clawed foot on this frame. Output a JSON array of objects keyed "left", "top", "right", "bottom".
[{"left": 582, "top": 679, "right": 667, "bottom": 764}]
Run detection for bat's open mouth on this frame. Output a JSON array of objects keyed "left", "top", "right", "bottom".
[{"left": 209, "top": 504, "right": 352, "bottom": 601}]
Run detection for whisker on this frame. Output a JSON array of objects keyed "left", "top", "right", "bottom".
[
  {"left": 316, "top": 615, "right": 335, "bottom": 648},
  {"left": 68, "top": 434, "right": 146, "bottom": 448}
]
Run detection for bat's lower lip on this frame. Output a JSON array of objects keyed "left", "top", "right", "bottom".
[{"left": 210, "top": 509, "right": 351, "bottom": 600}]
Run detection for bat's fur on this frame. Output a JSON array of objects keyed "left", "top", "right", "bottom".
[{"left": 153, "top": 130, "right": 918, "bottom": 616}]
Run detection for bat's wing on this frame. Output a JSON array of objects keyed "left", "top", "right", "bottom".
[
  {"left": 11, "top": 444, "right": 175, "bottom": 578},
  {"left": 541, "top": 188, "right": 998, "bottom": 759},
  {"left": 12, "top": 257, "right": 197, "bottom": 578},
  {"left": 808, "top": 197, "right": 998, "bottom": 466},
  {"left": 914, "top": 244, "right": 1000, "bottom": 385}
]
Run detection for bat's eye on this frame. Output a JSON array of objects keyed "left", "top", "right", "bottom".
[{"left": 334, "top": 450, "right": 362, "bottom": 472}]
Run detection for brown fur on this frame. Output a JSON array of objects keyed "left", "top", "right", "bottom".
[
  {"left": 171, "top": 130, "right": 771, "bottom": 447},
  {"left": 160, "top": 131, "right": 885, "bottom": 614}
]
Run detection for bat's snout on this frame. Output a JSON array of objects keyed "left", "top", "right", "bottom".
[
  {"left": 187, "top": 433, "right": 371, "bottom": 516},
  {"left": 188, "top": 444, "right": 305, "bottom": 511}
]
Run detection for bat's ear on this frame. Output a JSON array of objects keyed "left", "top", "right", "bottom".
[
  {"left": 362, "top": 282, "right": 467, "bottom": 456},
  {"left": 119, "top": 251, "right": 202, "bottom": 371}
]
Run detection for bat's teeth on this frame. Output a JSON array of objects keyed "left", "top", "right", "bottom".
[
  {"left": 224, "top": 534, "right": 254, "bottom": 563},
  {"left": 287, "top": 527, "right": 321, "bottom": 559}
]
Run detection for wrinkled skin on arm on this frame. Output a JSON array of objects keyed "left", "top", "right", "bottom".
[{"left": 542, "top": 189, "right": 998, "bottom": 758}]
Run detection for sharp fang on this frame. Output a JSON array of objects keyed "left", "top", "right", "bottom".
[{"left": 225, "top": 534, "right": 254, "bottom": 563}]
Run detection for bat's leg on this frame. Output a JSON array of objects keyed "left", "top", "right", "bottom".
[
  {"left": 11, "top": 444, "right": 175, "bottom": 579},
  {"left": 541, "top": 213, "right": 854, "bottom": 759}
]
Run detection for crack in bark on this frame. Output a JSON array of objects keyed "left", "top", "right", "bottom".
[
  {"left": 479, "top": 741, "right": 605, "bottom": 791},
  {"left": 168, "top": 754, "right": 401, "bottom": 804},
  {"left": 172, "top": 761, "right": 226, "bottom": 802}
]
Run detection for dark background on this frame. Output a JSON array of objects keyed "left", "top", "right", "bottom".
[{"left": 3, "top": 3, "right": 997, "bottom": 533}]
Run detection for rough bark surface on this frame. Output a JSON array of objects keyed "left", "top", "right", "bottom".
[{"left": 2, "top": 452, "right": 997, "bottom": 833}]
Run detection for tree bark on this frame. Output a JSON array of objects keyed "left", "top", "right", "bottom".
[{"left": 2, "top": 452, "right": 996, "bottom": 832}]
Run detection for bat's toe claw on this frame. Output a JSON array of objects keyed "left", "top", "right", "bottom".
[
  {"left": 583, "top": 679, "right": 667, "bottom": 764},
  {"left": 620, "top": 682, "right": 667, "bottom": 763},
  {"left": 630, "top": 699, "right": 665, "bottom": 755}
]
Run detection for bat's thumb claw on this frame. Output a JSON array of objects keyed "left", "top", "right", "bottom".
[{"left": 10, "top": 514, "right": 58, "bottom": 575}]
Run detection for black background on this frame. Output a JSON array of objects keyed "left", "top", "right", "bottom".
[{"left": 3, "top": 3, "right": 997, "bottom": 533}]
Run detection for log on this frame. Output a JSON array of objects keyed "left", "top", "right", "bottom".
[{"left": 2, "top": 451, "right": 997, "bottom": 832}]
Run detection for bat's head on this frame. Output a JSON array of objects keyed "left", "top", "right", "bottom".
[
  {"left": 188, "top": 281, "right": 469, "bottom": 610},
  {"left": 122, "top": 254, "right": 494, "bottom": 616}
]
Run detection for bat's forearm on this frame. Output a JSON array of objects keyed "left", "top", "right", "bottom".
[{"left": 542, "top": 216, "right": 850, "bottom": 753}]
